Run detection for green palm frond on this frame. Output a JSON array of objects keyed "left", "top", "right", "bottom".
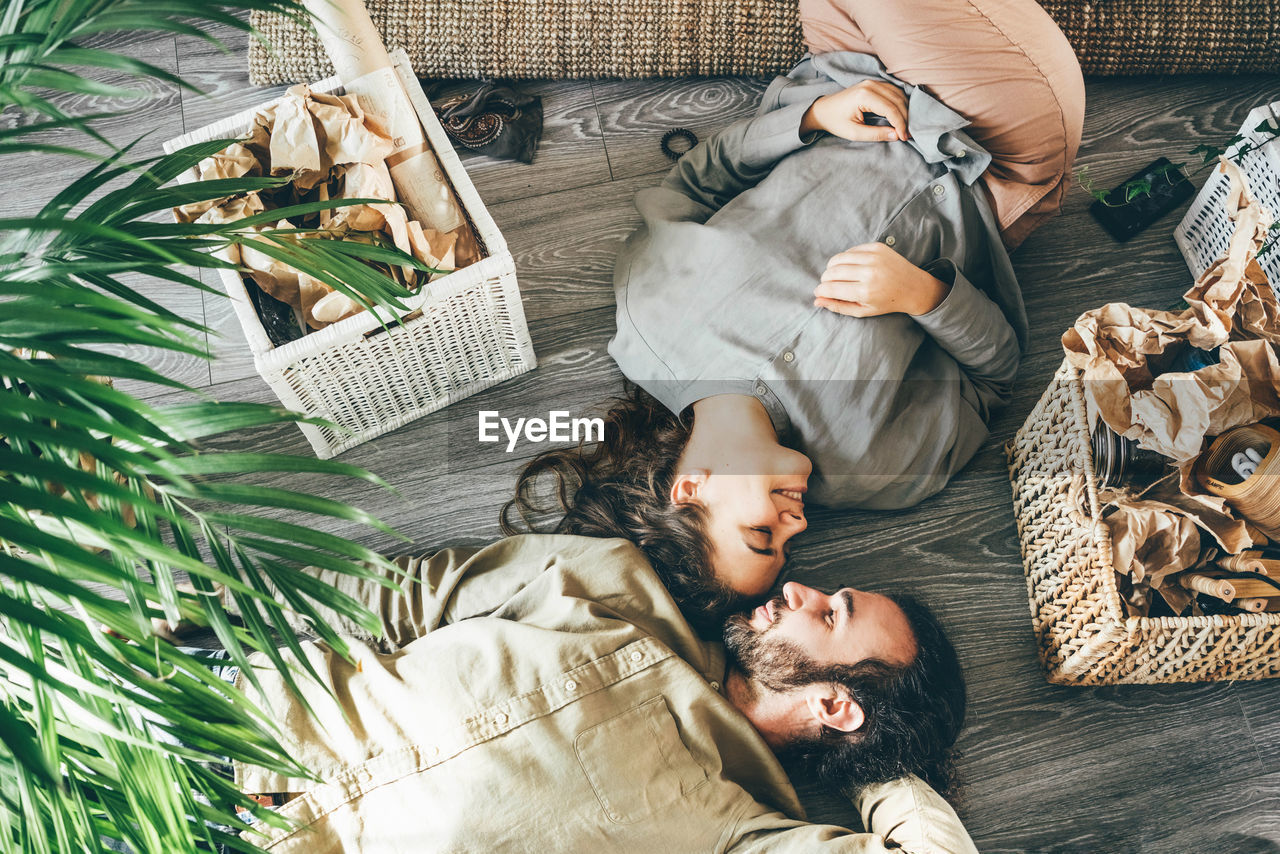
[{"left": 0, "top": 1, "right": 440, "bottom": 852}]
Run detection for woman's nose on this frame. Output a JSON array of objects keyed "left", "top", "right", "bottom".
[{"left": 781, "top": 508, "right": 808, "bottom": 535}]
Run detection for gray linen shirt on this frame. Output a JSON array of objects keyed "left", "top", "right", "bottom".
[{"left": 609, "top": 52, "right": 1028, "bottom": 509}]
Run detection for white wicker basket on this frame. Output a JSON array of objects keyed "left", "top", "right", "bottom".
[
  {"left": 163, "top": 50, "right": 535, "bottom": 458},
  {"left": 1174, "top": 100, "right": 1280, "bottom": 285}
]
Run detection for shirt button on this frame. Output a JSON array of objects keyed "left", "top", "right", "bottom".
[
  {"left": 782, "top": 351, "right": 794, "bottom": 363},
  {"left": 630, "top": 650, "right": 643, "bottom": 662},
  {"left": 494, "top": 712, "right": 508, "bottom": 725},
  {"left": 755, "top": 385, "right": 767, "bottom": 396},
  {"left": 710, "top": 681, "right": 720, "bottom": 691},
  {"left": 564, "top": 680, "right": 578, "bottom": 692},
  {"left": 955, "top": 150, "right": 967, "bottom": 158},
  {"left": 884, "top": 235, "right": 896, "bottom": 247},
  {"left": 933, "top": 185, "right": 945, "bottom": 196}
]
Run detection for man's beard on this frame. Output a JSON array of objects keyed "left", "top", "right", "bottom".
[{"left": 722, "top": 596, "right": 824, "bottom": 697}]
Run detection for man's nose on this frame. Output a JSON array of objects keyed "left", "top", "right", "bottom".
[{"left": 782, "top": 581, "right": 818, "bottom": 610}]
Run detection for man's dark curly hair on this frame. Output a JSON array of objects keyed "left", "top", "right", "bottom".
[
  {"left": 500, "top": 384, "right": 745, "bottom": 637},
  {"left": 737, "top": 593, "right": 967, "bottom": 798}
]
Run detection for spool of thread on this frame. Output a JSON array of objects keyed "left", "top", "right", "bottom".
[
  {"left": 1233, "top": 598, "right": 1268, "bottom": 612},
  {"left": 1215, "top": 552, "right": 1270, "bottom": 574},
  {"left": 1220, "top": 576, "right": 1280, "bottom": 598},
  {"left": 1198, "top": 424, "right": 1280, "bottom": 537},
  {"left": 1179, "top": 572, "right": 1236, "bottom": 601}
]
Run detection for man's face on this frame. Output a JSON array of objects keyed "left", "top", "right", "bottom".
[{"left": 723, "top": 582, "right": 916, "bottom": 691}]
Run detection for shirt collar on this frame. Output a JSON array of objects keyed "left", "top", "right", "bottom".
[{"left": 804, "top": 51, "right": 993, "bottom": 186}]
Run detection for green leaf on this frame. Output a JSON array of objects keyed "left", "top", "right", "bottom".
[{"left": 1123, "top": 179, "right": 1152, "bottom": 202}]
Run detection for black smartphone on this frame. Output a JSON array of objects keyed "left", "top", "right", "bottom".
[{"left": 1089, "top": 157, "right": 1195, "bottom": 243}]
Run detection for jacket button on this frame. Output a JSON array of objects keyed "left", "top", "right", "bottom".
[
  {"left": 494, "top": 712, "right": 508, "bottom": 725},
  {"left": 564, "top": 680, "right": 578, "bottom": 692},
  {"left": 630, "top": 650, "right": 643, "bottom": 662},
  {"left": 782, "top": 351, "right": 794, "bottom": 363},
  {"left": 933, "top": 185, "right": 945, "bottom": 196},
  {"left": 755, "top": 385, "right": 767, "bottom": 396},
  {"left": 884, "top": 235, "right": 896, "bottom": 247},
  {"left": 710, "top": 681, "right": 720, "bottom": 691},
  {"left": 955, "top": 149, "right": 967, "bottom": 158}
]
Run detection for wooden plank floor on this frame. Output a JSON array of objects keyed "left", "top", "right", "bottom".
[{"left": 8, "top": 18, "right": 1279, "bottom": 853}]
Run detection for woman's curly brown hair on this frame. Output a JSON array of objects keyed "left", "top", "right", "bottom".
[{"left": 501, "top": 384, "right": 745, "bottom": 637}]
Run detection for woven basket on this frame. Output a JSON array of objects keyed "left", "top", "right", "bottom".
[
  {"left": 1007, "top": 359, "right": 1280, "bottom": 685},
  {"left": 247, "top": 0, "right": 1280, "bottom": 85},
  {"left": 1175, "top": 100, "right": 1280, "bottom": 286},
  {"left": 164, "top": 50, "right": 536, "bottom": 459}
]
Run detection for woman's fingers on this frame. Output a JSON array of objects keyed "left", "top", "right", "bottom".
[
  {"left": 814, "top": 279, "right": 866, "bottom": 302},
  {"left": 824, "top": 242, "right": 888, "bottom": 272},
  {"left": 819, "top": 263, "right": 867, "bottom": 285},
  {"left": 817, "top": 81, "right": 911, "bottom": 143},
  {"left": 814, "top": 296, "right": 875, "bottom": 317},
  {"left": 856, "top": 84, "right": 910, "bottom": 142}
]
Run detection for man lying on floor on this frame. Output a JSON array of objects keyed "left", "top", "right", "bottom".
[{"left": 212, "top": 534, "right": 975, "bottom": 853}]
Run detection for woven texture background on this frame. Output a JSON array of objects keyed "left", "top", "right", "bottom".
[
  {"left": 1007, "top": 360, "right": 1280, "bottom": 685},
  {"left": 248, "top": 0, "right": 1280, "bottom": 85}
]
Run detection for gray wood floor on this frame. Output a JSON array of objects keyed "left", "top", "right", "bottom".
[{"left": 9, "top": 18, "right": 1280, "bottom": 854}]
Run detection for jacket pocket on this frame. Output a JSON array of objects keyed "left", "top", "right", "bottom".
[{"left": 574, "top": 695, "right": 708, "bottom": 824}]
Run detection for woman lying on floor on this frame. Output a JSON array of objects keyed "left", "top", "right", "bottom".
[{"left": 504, "top": 0, "right": 1084, "bottom": 630}]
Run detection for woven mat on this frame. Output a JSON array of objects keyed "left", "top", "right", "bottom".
[{"left": 248, "top": 0, "right": 1280, "bottom": 85}]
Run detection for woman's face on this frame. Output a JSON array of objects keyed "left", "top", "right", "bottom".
[{"left": 670, "top": 445, "right": 812, "bottom": 597}]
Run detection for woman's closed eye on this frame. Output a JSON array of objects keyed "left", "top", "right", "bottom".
[{"left": 745, "top": 526, "right": 774, "bottom": 556}]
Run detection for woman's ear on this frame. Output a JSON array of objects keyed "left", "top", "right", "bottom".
[
  {"left": 669, "top": 470, "right": 709, "bottom": 505},
  {"left": 804, "top": 686, "right": 865, "bottom": 734}
]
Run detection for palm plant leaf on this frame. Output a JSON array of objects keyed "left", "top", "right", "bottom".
[{"left": 0, "top": 1, "right": 439, "bottom": 851}]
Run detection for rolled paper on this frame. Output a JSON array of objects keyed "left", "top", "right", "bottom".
[
  {"left": 1178, "top": 572, "right": 1236, "bottom": 601},
  {"left": 302, "top": 0, "right": 480, "bottom": 262}
]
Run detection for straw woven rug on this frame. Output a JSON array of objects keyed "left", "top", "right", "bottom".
[{"left": 248, "top": 0, "right": 1280, "bottom": 85}]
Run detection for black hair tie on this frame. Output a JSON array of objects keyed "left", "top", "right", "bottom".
[{"left": 660, "top": 128, "right": 698, "bottom": 161}]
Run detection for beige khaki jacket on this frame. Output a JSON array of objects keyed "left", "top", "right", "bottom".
[{"left": 236, "top": 534, "right": 979, "bottom": 853}]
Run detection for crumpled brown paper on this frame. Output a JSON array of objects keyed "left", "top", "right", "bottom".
[
  {"left": 174, "top": 85, "right": 463, "bottom": 332},
  {"left": 1069, "top": 157, "right": 1278, "bottom": 617},
  {"left": 1099, "top": 468, "right": 1261, "bottom": 615},
  {"left": 1063, "top": 158, "right": 1279, "bottom": 462}
]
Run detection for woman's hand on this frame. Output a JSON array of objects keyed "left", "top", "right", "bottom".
[
  {"left": 814, "top": 242, "right": 950, "bottom": 318},
  {"left": 800, "top": 80, "right": 910, "bottom": 143}
]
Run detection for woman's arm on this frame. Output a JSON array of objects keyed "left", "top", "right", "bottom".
[
  {"left": 657, "top": 81, "right": 909, "bottom": 215},
  {"left": 814, "top": 241, "right": 1020, "bottom": 407}
]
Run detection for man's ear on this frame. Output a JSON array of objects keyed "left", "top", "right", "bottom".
[
  {"left": 669, "top": 470, "right": 709, "bottom": 506},
  {"left": 804, "top": 685, "right": 865, "bottom": 734}
]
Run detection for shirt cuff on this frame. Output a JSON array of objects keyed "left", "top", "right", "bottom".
[
  {"left": 911, "top": 260, "right": 984, "bottom": 343},
  {"left": 741, "top": 99, "right": 822, "bottom": 168},
  {"left": 855, "top": 775, "right": 979, "bottom": 854}
]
